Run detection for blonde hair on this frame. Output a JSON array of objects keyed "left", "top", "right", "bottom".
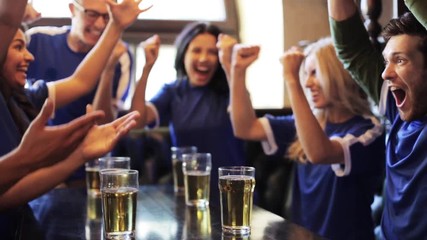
[{"left": 286, "top": 37, "right": 373, "bottom": 163}]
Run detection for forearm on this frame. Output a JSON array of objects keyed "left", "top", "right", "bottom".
[
  {"left": 0, "top": 148, "right": 84, "bottom": 210},
  {"left": 0, "top": 148, "right": 32, "bottom": 195},
  {"left": 230, "top": 68, "right": 265, "bottom": 140},
  {"left": 329, "top": 10, "right": 384, "bottom": 103},
  {"left": 286, "top": 81, "right": 343, "bottom": 164},
  {"left": 327, "top": 0, "right": 358, "bottom": 21},
  {"left": 405, "top": 0, "right": 427, "bottom": 29},
  {"left": 131, "top": 66, "right": 151, "bottom": 128},
  {"left": 93, "top": 68, "right": 115, "bottom": 124}
]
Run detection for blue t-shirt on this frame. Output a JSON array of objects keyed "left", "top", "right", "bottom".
[
  {"left": 381, "top": 89, "right": 427, "bottom": 240},
  {"left": 149, "top": 79, "right": 246, "bottom": 201},
  {"left": 264, "top": 114, "right": 385, "bottom": 240},
  {"left": 26, "top": 26, "right": 132, "bottom": 125}
]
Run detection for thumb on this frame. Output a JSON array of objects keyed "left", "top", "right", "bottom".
[
  {"left": 33, "top": 98, "right": 54, "bottom": 127},
  {"left": 86, "top": 104, "right": 94, "bottom": 114}
]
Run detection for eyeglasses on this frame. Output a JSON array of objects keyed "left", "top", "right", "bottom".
[{"left": 73, "top": 0, "right": 110, "bottom": 23}]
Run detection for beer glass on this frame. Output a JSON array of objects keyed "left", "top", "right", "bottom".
[
  {"left": 218, "top": 166, "right": 256, "bottom": 235},
  {"left": 85, "top": 159, "right": 101, "bottom": 197},
  {"left": 100, "top": 169, "right": 139, "bottom": 239},
  {"left": 99, "top": 156, "right": 131, "bottom": 170},
  {"left": 182, "top": 153, "right": 211, "bottom": 207},
  {"left": 171, "top": 146, "right": 197, "bottom": 194},
  {"left": 85, "top": 156, "right": 130, "bottom": 197}
]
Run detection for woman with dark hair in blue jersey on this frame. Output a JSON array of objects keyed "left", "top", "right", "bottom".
[
  {"left": 131, "top": 22, "right": 247, "bottom": 202},
  {"left": 0, "top": 0, "right": 143, "bottom": 237},
  {"left": 220, "top": 36, "right": 385, "bottom": 240}
]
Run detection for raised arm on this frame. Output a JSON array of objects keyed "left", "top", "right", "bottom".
[
  {"left": 281, "top": 47, "right": 344, "bottom": 164},
  {"left": 405, "top": 0, "right": 427, "bottom": 29},
  {"left": 92, "top": 40, "right": 127, "bottom": 124},
  {"left": 327, "top": 0, "right": 384, "bottom": 104},
  {"left": 327, "top": 0, "right": 358, "bottom": 21},
  {"left": 52, "top": 0, "right": 151, "bottom": 108},
  {"left": 226, "top": 43, "right": 266, "bottom": 141},
  {"left": 0, "top": 109, "right": 140, "bottom": 210},
  {"left": 131, "top": 34, "right": 160, "bottom": 128},
  {"left": 0, "top": 0, "right": 27, "bottom": 66}
]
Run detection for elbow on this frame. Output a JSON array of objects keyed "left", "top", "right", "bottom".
[
  {"left": 305, "top": 150, "right": 330, "bottom": 165},
  {"left": 233, "top": 128, "right": 247, "bottom": 140}
]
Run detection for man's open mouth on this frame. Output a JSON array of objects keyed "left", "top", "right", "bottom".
[{"left": 390, "top": 87, "right": 406, "bottom": 107}]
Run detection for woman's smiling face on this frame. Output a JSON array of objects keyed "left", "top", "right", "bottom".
[
  {"left": 1, "top": 29, "right": 34, "bottom": 90},
  {"left": 382, "top": 34, "right": 427, "bottom": 121},
  {"left": 184, "top": 33, "right": 219, "bottom": 87}
]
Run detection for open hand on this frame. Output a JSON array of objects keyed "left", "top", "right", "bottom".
[{"left": 18, "top": 98, "right": 105, "bottom": 170}]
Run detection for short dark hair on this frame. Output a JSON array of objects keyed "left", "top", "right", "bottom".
[
  {"left": 174, "top": 21, "right": 228, "bottom": 95},
  {"left": 382, "top": 12, "right": 427, "bottom": 65}
]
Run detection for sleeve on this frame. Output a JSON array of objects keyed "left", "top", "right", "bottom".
[
  {"left": 331, "top": 116, "right": 385, "bottom": 177},
  {"left": 148, "top": 83, "right": 174, "bottom": 127},
  {"left": 26, "top": 80, "right": 49, "bottom": 111},
  {"left": 329, "top": 12, "right": 384, "bottom": 104},
  {"left": 405, "top": 0, "right": 427, "bottom": 28},
  {"left": 260, "top": 114, "right": 296, "bottom": 157}
]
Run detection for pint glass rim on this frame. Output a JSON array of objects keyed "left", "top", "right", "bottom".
[
  {"left": 218, "top": 166, "right": 255, "bottom": 176},
  {"left": 171, "top": 146, "right": 198, "bottom": 153},
  {"left": 98, "top": 156, "right": 130, "bottom": 162}
]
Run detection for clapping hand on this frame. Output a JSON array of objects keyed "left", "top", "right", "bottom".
[
  {"left": 18, "top": 98, "right": 105, "bottom": 170},
  {"left": 79, "top": 105, "right": 140, "bottom": 161}
]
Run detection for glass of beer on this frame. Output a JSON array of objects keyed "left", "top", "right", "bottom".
[
  {"left": 171, "top": 146, "right": 197, "bottom": 195},
  {"left": 218, "top": 166, "right": 256, "bottom": 236},
  {"left": 85, "top": 157, "right": 131, "bottom": 197},
  {"left": 182, "top": 153, "right": 211, "bottom": 208},
  {"left": 100, "top": 169, "right": 139, "bottom": 239},
  {"left": 85, "top": 159, "right": 101, "bottom": 197}
]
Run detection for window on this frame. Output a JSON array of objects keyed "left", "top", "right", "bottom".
[{"left": 28, "top": 0, "right": 286, "bottom": 109}]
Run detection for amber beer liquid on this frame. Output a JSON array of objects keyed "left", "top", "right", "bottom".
[
  {"left": 86, "top": 167, "right": 100, "bottom": 196},
  {"left": 184, "top": 170, "right": 210, "bottom": 207},
  {"left": 102, "top": 187, "right": 138, "bottom": 236},
  {"left": 219, "top": 175, "right": 256, "bottom": 234},
  {"left": 87, "top": 194, "right": 102, "bottom": 220}
]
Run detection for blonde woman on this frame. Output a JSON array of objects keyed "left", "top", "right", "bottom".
[{"left": 220, "top": 37, "right": 385, "bottom": 240}]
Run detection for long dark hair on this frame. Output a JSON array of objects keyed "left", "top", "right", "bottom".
[
  {"left": 174, "top": 21, "right": 229, "bottom": 95},
  {"left": 382, "top": 12, "right": 427, "bottom": 66},
  {"left": 0, "top": 26, "right": 39, "bottom": 137}
]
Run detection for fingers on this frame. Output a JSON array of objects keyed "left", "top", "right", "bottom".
[
  {"left": 86, "top": 104, "right": 94, "bottom": 114},
  {"left": 112, "top": 111, "right": 140, "bottom": 130},
  {"left": 71, "top": 110, "right": 105, "bottom": 130},
  {"left": 31, "top": 98, "right": 54, "bottom": 128}
]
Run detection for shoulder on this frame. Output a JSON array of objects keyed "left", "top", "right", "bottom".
[
  {"left": 25, "top": 26, "right": 70, "bottom": 48},
  {"left": 334, "top": 115, "right": 384, "bottom": 143},
  {"left": 26, "top": 25, "right": 70, "bottom": 37},
  {"left": 25, "top": 80, "right": 49, "bottom": 109}
]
